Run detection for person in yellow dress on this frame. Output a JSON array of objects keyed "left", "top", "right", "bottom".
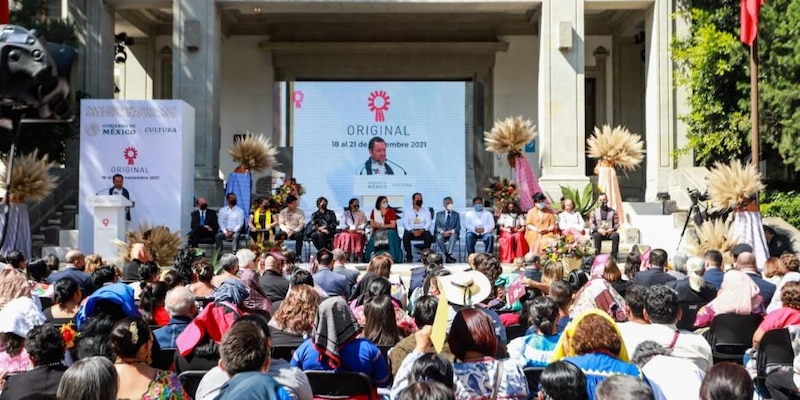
[{"left": 525, "top": 192, "right": 558, "bottom": 254}]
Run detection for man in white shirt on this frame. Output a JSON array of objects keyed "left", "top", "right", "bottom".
[
  {"left": 278, "top": 194, "right": 306, "bottom": 259},
  {"left": 215, "top": 192, "right": 246, "bottom": 253},
  {"left": 401, "top": 192, "right": 433, "bottom": 262},
  {"left": 464, "top": 196, "right": 495, "bottom": 255}
]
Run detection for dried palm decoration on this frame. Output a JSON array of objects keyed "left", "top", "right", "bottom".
[
  {"left": 229, "top": 133, "right": 279, "bottom": 173},
  {"left": 684, "top": 219, "right": 738, "bottom": 267},
  {"left": 0, "top": 150, "right": 57, "bottom": 203},
  {"left": 707, "top": 160, "right": 764, "bottom": 210},
  {"left": 586, "top": 125, "right": 645, "bottom": 172},
  {"left": 114, "top": 224, "right": 183, "bottom": 265},
  {"left": 484, "top": 117, "right": 537, "bottom": 163}
]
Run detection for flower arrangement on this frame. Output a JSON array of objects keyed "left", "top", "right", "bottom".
[
  {"left": 271, "top": 178, "right": 306, "bottom": 210},
  {"left": 60, "top": 322, "right": 77, "bottom": 350},
  {"left": 484, "top": 178, "right": 519, "bottom": 212},
  {"left": 542, "top": 234, "right": 594, "bottom": 262}
]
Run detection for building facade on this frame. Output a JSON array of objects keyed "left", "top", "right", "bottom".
[{"left": 68, "top": 0, "right": 691, "bottom": 206}]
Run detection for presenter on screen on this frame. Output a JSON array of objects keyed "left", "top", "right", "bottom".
[
  {"left": 108, "top": 174, "right": 135, "bottom": 222},
  {"left": 358, "top": 137, "right": 406, "bottom": 175}
]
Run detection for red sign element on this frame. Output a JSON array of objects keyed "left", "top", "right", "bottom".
[
  {"left": 102, "top": 218, "right": 109, "bottom": 227},
  {"left": 507, "top": 273, "right": 527, "bottom": 305},
  {"left": 368, "top": 90, "right": 390, "bottom": 122},
  {"left": 292, "top": 91, "right": 305, "bottom": 108},
  {"left": 123, "top": 147, "right": 138, "bottom": 165}
]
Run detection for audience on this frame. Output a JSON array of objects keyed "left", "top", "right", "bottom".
[
  {"left": 44, "top": 277, "right": 82, "bottom": 325},
  {"left": 74, "top": 283, "right": 141, "bottom": 360},
  {"left": 139, "top": 280, "right": 170, "bottom": 326},
  {"left": 47, "top": 250, "right": 92, "bottom": 294},
  {"left": 700, "top": 362, "right": 754, "bottom": 400},
  {"left": 624, "top": 252, "right": 642, "bottom": 282},
  {"left": 268, "top": 284, "right": 320, "bottom": 348},
  {"left": 362, "top": 294, "right": 401, "bottom": 346},
  {"left": 569, "top": 275, "right": 627, "bottom": 322},
  {"left": 633, "top": 249, "right": 676, "bottom": 286},
  {"left": 508, "top": 296, "right": 561, "bottom": 368},
  {"left": 110, "top": 317, "right": 187, "bottom": 398},
  {"left": 389, "top": 295, "right": 454, "bottom": 377},
  {"left": 547, "top": 280, "right": 574, "bottom": 332},
  {"left": 737, "top": 251, "right": 777, "bottom": 304},
  {"left": 312, "top": 249, "right": 350, "bottom": 297},
  {"left": 153, "top": 287, "right": 196, "bottom": 349},
  {"left": 630, "top": 340, "right": 705, "bottom": 399},
  {"left": 595, "top": 375, "right": 655, "bottom": 400},
  {"left": 392, "top": 346, "right": 456, "bottom": 399},
  {"left": 703, "top": 250, "right": 725, "bottom": 290},
  {"left": 56, "top": 356, "right": 119, "bottom": 400},
  {"left": 694, "top": 270, "right": 763, "bottom": 328},
  {"left": 752, "top": 281, "right": 800, "bottom": 348},
  {"left": 90, "top": 265, "right": 119, "bottom": 292},
  {"left": 0, "top": 324, "right": 67, "bottom": 399},
  {"left": 539, "top": 360, "right": 589, "bottom": 400},
  {"left": 603, "top": 259, "right": 631, "bottom": 298},
  {"left": 122, "top": 243, "right": 150, "bottom": 281},
  {"left": 765, "top": 354, "right": 800, "bottom": 400},
  {"left": 212, "top": 254, "right": 241, "bottom": 287},
  {"left": 130, "top": 261, "right": 159, "bottom": 301},
  {"left": 397, "top": 381, "right": 455, "bottom": 400},
  {"left": 187, "top": 257, "right": 215, "bottom": 298},
  {"left": 162, "top": 269, "right": 185, "bottom": 290},
  {"left": 331, "top": 248, "right": 360, "bottom": 290},
  {"left": 0, "top": 296, "right": 46, "bottom": 375},
  {"left": 238, "top": 249, "right": 273, "bottom": 313},
  {"left": 668, "top": 252, "right": 689, "bottom": 280},
  {"left": 665, "top": 257, "right": 717, "bottom": 319},
  {"left": 766, "top": 253, "right": 800, "bottom": 313},
  {"left": 259, "top": 255, "right": 291, "bottom": 306}
]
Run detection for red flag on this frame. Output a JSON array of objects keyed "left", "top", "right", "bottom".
[
  {"left": 741, "top": 0, "right": 765, "bottom": 46},
  {"left": 0, "top": 0, "right": 8, "bottom": 24}
]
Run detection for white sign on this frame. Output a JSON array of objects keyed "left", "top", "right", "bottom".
[{"left": 79, "top": 100, "right": 195, "bottom": 259}]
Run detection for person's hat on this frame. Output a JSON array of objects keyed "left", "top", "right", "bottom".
[
  {"left": 0, "top": 296, "right": 46, "bottom": 337},
  {"left": 731, "top": 243, "right": 753, "bottom": 259},
  {"left": 438, "top": 270, "right": 492, "bottom": 306}
]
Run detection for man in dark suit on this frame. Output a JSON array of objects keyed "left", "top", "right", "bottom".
[
  {"left": 633, "top": 248, "right": 677, "bottom": 286},
  {"left": 589, "top": 193, "right": 620, "bottom": 259},
  {"left": 434, "top": 196, "right": 461, "bottom": 263},
  {"left": 703, "top": 249, "right": 725, "bottom": 290},
  {"left": 737, "top": 251, "right": 776, "bottom": 304},
  {"left": 189, "top": 197, "right": 219, "bottom": 247},
  {"left": 313, "top": 249, "right": 350, "bottom": 297},
  {"left": 332, "top": 248, "right": 359, "bottom": 292}
]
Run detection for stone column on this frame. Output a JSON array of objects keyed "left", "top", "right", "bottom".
[
  {"left": 173, "top": 0, "right": 223, "bottom": 205},
  {"left": 537, "top": 0, "right": 590, "bottom": 197},
  {"left": 644, "top": 1, "right": 674, "bottom": 200},
  {"left": 72, "top": 0, "right": 115, "bottom": 99}
]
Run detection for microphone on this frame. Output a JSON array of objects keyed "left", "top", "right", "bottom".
[{"left": 386, "top": 159, "right": 408, "bottom": 175}]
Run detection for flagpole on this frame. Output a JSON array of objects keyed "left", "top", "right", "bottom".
[{"left": 750, "top": 38, "right": 760, "bottom": 171}]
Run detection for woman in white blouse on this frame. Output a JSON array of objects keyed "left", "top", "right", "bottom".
[
  {"left": 558, "top": 199, "right": 586, "bottom": 240},
  {"left": 498, "top": 201, "right": 529, "bottom": 263}
]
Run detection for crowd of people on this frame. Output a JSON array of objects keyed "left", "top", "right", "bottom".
[{"left": 0, "top": 188, "right": 798, "bottom": 400}]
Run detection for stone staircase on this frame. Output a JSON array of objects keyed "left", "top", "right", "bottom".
[{"left": 30, "top": 167, "right": 79, "bottom": 258}]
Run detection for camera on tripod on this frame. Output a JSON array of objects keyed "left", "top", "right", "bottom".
[{"left": 687, "top": 188, "right": 709, "bottom": 205}]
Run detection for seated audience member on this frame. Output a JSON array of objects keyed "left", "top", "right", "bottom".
[
  {"left": 396, "top": 381, "right": 455, "bottom": 400},
  {"left": 331, "top": 248, "right": 360, "bottom": 291},
  {"left": 624, "top": 252, "right": 642, "bottom": 282},
  {"left": 335, "top": 198, "right": 368, "bottom": 263},
  {"left": 238, "top": 249, "right": 273, "bottom": 313},
  {"left": 700, "top": 362, "right": 754, "bottom": 400},
  {"left": 188, "top": 257, "right": 216, "bottom": 298},
  {"left": 764, "top": 226, "right": 792, "bottom": 258},
  {"left": 665, "top": 257, "right": 717, "bottom": 316},
  {"left": 84, "top": 253, "right": 103, "bottom": 275},
  {"left": 268, "top": 284, "right": 320, "bottom": 348},
  {"left": 211, "top": 253, "right": 240, "bottom": 288},
  {"left": 0, "top": 324, "right": 67, "bottom": 399},
  {"left": 74, "top": 283, "right": 141, "bottom": 360},
  {"left": 703, "top": 250, "right": 725, "bottom": 290},
  {"left": 616, "top": 285, "right": 649, "bottom": 339},
  {"left": 435, "top": 196, "right": 461, "bottom": 264},
  {"left": 90, "top": 265, "right": 118, "bottom": 292},
  {"left": 668, "top": 252, "right": 689, "bottom": 280},
  {"left": 364, "top": 196, "right": 404, "bottom": 262},
  {"left": 538, "top": 360, "right": 589, "bottom": 400},
  {"left": 569, "top": 276, "right": 627, "bottom": 323},
  {"left": 45, "top": 277, "right": 82, "bottom": 325},
  {"left": 603, "top": 259, "right": 631, "bottom": 298},
  {"left": 472, "top": 255, "right": 511, "bottom": 313},
  {"left": 753, "top": 282, "right": 800, "bottom": 348},
  {"left": 766, "top": 354, "right": 800, "bottom": 400},
  {"left": 465, "top": 196, "right": 496, "bottom": 255},
  {"left": 215, "top": 192, "right": 246, "bottom": 253},
  {"left": 309, "top": 196, "right": 337, "bottom": 252},
  {"left": 362, "top": 295, "right": 401, "bottom": 346},
  {"left": 633, "top": 249, "right": 676, "bottom": 286},
  {"left": 568, "top": 268, "right": 590, "bottom": 293},
  {"left": 621, "top": 285, "right": 713, "bottom": 371},
  {"left": 190, "top": 197, "right": 219, "bottom": 247},
  {"left": 408, "top": 267, "right": 450, "bottom": 314},
  {"left": 26, "top": 258, "right": 51, "bottom": 296},
  {"left": 111, "top": 317, "right": 188, "bottom": 398},
  {"left": 498, "top": 201, "right": 528, "bottom": 263},
  {"left": 47, "top": 250, "right": 92, "bottom": 294},
  {"left": 130, "top": 261, "right": 159, "bottom": 301},
  {"left": 737, "top": 251, "right": 777, "bottom": 304},
  {"left": 595, "top": 375, "right": 654, "bottom": 400},
  {"left": 351, "top": 255, "right": 408, "bottom": 309},
  {"left": 139, "top": 281, "right": 170, "bottom": 326},
  {"left": 525, "top": 193, "right": 557, "bottom": 254},
  {"left": 392, "top": 346, "right": 455, "bottom": 399},
  {"left": 278, "top": 195, "right": 306, "bottom": 259},
  {"left": 122, "top": 243, "right": 150, "bottom": 282},
  {"left": 290, "top": 269, "right": 328, "bottom": 299},
  {"left": 508, "top": 296, "right": 561, "bottom": 368},
  {"left": 630, "top": 341, "right": 704, "bottom": 400},
  {"left": 438, "top": 270, "right": 508, "bottom": 348},
  {"left": 589, "top": 193, "right": 620, "bottom": 259},
  {"left": 162, "top": 270, "right": 185, "bottom": 291},
  {"left": 0, "top": 296, "right": 46, "bottom": 375},
  {"left": 694, "top": 269, "right": 764, "bottom": 328},
  {"left": 408, "top": 251, "right": 441, "bottom": 295},
  {"left": 196, "top": 314, "right": 313, "bottom": 400},
  {"left": 153, "top": 287, "right": 196, "bottom": 349},
  {"left": 56, "top": 356, "right": 119, "bottom": 400},
  {"left": 209, "top": 322, "right": 293, "bottom": 400},
  {"left": 290, "top": 297, "right": 391, "bottom": 389},
  {"left": 259, "top": 255, "right": 290, "bottom": 305},
  {"left": 767, "top": 253, "right": 800, "bottom": 313},
  {"left": 552, "top": 310, "right": 641, "bottom": 399},
  {"left": 43, "top": 253, "right": 59, "bottom": 272},
  {"left": 548, "top": 280, "right": 574, "bottom": 332},
  {"left": 389, "top": 295, "right": 454, "bottom": 377},
  {"left": 312, "top": 249, "right": 350, "bottom": 297}
]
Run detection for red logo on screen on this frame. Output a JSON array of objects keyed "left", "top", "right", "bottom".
[
  {"left": 123, "top": 147, "right": 138, "bottom": 165},
  {"left": 292, "top": 90, "right": 304, "bottom": 108},
  {"left": 368, "top": 91, "right": 390, "bottom": 122}
]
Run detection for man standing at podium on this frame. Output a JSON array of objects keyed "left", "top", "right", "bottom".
[
  {"left": 358, "top": 137, "right": 406, "bottom": 175},
  {"left": 109, "top": 174, "right": 135, "bottom": 223}
]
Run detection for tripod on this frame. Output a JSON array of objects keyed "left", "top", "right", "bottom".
[{"left": 676, "top": 200, "right": 704, "bottom": 251}]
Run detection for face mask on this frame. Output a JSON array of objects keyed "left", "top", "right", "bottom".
[
  {"left": 446, "top": 204, "right": 453, "bottom": 211},
  {"left": 536, "top": 202, "right": 546, "bottom": 210},
  {"left": 320, "top": 203, "right": 327, "bottom": 209},
  {"left": 199, "top": 204, "right": 207, "bottom": 210},
  {"left": 229, "top": 199, "right": 237, "bottom": 206},
  {"left": 381, "top": 202, "right": 388, "bottom": 209},
  {"left": 353, "top": 205, "right": 360, "bottom": 210},
  {"left": 473, "top": 204, "right": 483, "bottom": 212},
  {"left": 600, "top": 201, "right": 609, "bottom": 209},
  {"left": 414, "top": 200, "right": 423, "bottom": 207}
]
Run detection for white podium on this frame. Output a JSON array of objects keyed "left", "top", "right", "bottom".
[
  {"left": 92, "top": 195, "right": 132, "bottom": 262},
  {"left": 353, "top": 175, "right": 415, "bottom": 208}
]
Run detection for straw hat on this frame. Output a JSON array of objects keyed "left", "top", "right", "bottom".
[{"left": 439, "top": 270, "right": 492, "bottom": 306}]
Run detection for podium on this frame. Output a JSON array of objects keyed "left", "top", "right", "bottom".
[
  {"left": 92, "top": 195, "right": 132, "bottom": 262},
  {"left": 353, "top": 175, "right": 415, "bottom": 209}
]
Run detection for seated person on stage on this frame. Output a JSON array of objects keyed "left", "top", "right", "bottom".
[
  {"left": 190, "top": 197, "right": 219, "bottom": 247},
  {"left": 589, "top": 193, "right": 620, "bottom": 259},
  {"left": 215, "top": 193, "right": 246, "bottom": 252},
  {"left": 498, "top": 201, "right": 528, "bottom": 263},
  {"left": 309, "top": 196, "right": 337, "bottom": 251},
  {"left": 402, "top": 192, "right": 434, "bottom": 262},
  {"left": 464, "top": 196, "right": 495, "bottom": 255},
  {"left": 278, "top": 194, "right": 306, "bottom": 259},
  {"left": 558, "top": 198, "right": 586, "bottom": 240},
  {"left": 248, "top": 196, "right": 278, "bottom": 246},
  {"left": 364, "top": 196, "right": 404, "bottom": 262},
  {"left": 525, "top": 192, "right": 558, "bottom": 254},
  {"left": 435, "top": 196, "right": 461, "bottom": 264},
  {"left": 334, "top": 198, "right": 368, "bottom": 262}
]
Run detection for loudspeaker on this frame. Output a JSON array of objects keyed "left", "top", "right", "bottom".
[{"left": 184, "top": 20, "right": 201, "bottom": 51}]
